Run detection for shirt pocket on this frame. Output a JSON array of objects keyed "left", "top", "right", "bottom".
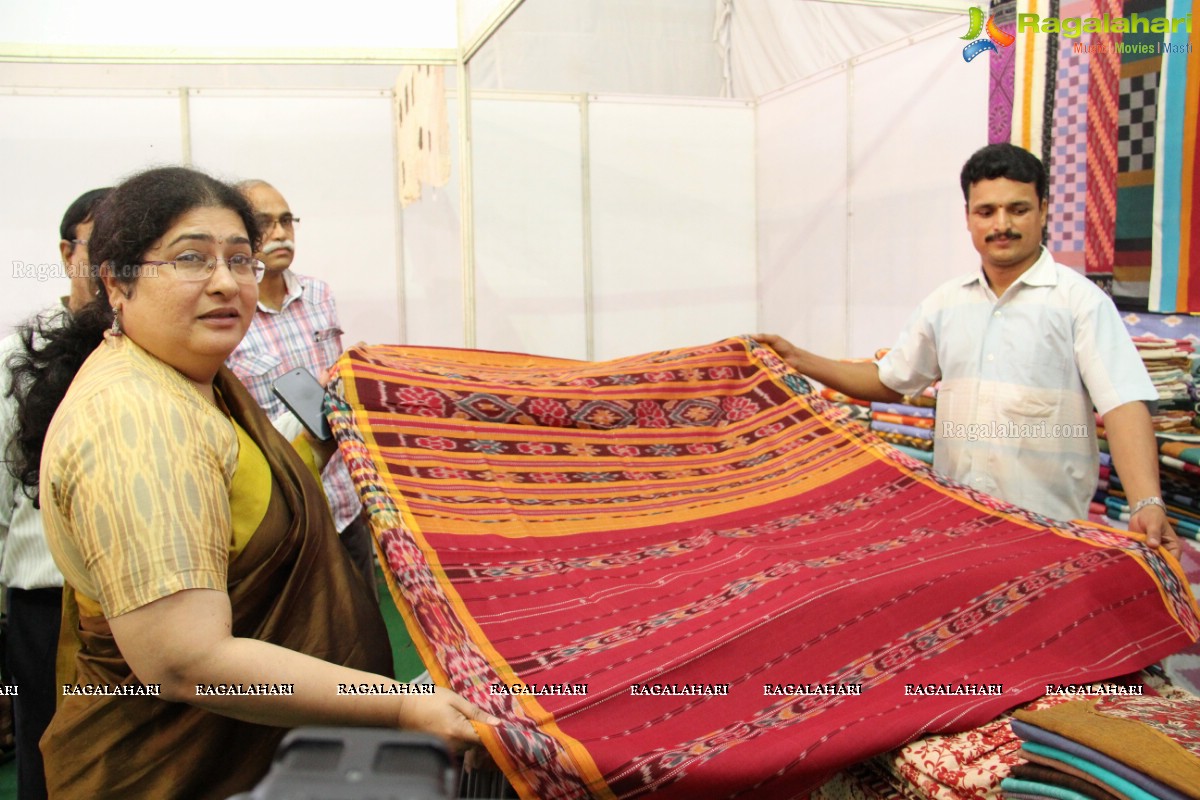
[
  {"left": 1002, "top": 387, "right": 1059, "bottom": 419},
  {"left": 313, "top": 326, "right": 343, "bottom": 344},
  {"left": 1001, "top": 349, "right": 1068, "bottom": 419},
  {"left": 228, "top": 350, "right": 285, "bottom": 385}
]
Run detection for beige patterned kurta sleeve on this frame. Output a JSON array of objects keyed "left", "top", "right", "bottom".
[{"left": 41, "top": 337, "right": 240, "bottom": 618}]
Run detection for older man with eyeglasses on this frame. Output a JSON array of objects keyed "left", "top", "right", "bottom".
[{"left": 226, "top": 180, "right": 377, "bottom": 601}]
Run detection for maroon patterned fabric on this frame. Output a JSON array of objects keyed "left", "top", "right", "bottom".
[{"left": 327, "top": 337, "right": 1199, "bottom": 799}]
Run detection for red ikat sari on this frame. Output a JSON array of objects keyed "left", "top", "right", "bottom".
[{"left": 326, "top": 337, "right": 1199, "bottom": 800}]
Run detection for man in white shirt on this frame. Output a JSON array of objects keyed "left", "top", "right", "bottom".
[
  {"left": 1, "top": 187, "right": 109, "bottom": 800},
  {"left": 756, "top": 144, "right": 1177, "bottom": 557}
]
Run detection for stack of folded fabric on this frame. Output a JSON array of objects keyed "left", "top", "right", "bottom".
[
  {"left": 1096, "top": 337, "right": 1200, "bottom": 532},
  {"left": 1089, "top": 450, "right": 1113, "bottom": 526},
  {"left": 1103, "top": 434, "right": 1200, "bottom": 540},
  {"left": 818, "top": 387, "right": 872, "bottom": 425},
  {"left": 869, "top": 398, "right": 935, "bottom": 464},
  {"left": 1133, "top": 336, "right": 1196, "bottom": 412},
  {"left": 816, "top": 352, "right": 939, "bottom": 465},
  {"left": 816, "top": 386, "right": 937, "bottom": 465},
  {"left": 1003, "top": 695, "right": 1200, "bottom": 800}
]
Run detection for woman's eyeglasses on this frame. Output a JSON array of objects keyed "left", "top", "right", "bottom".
[{"left": 143, "top": 253, "right": 265, "bottom": 284}]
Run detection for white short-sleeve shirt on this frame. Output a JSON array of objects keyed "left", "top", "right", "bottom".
[{"left": 875, "top": 248, "right": 1156, "bottom": 522}]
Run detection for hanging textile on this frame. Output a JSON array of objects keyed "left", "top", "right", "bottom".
[
  {"left": 1084, "top": 0, "right": 1125, "bottom": 275},
  {"left": 394, "top": 64, "right": 452, "bottom": 208},
  {"left": 990, "top": 0, "right": 1020, "bottom": 144},
  {"left": 1011, "top": 0, "right": 1055, "bottom": 162},
  {"left": 1149, "top": 0, "right": 1200, "bottom": 311},
  {"left": 1112, "top": 0, "right": 1168, "bottom": 301},
  {"left": 1047, "top": 0, "right": 1093, "bottom": 271}
]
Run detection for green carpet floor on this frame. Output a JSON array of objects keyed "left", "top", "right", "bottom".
[{"left": 0, "top": 563, "right": 419, "bottom": 797}]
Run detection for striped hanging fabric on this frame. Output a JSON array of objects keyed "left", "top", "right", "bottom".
[
  {"left": 1150, "top": 0, "right": 1200, "bottom": 311},
  {"left": 1046, "top": 0, "right": 1094, "bottom": 271},
  {"left": 1011, "top": 0, "right": 1054, "bottom": 160},
  {"left": 1084, "top": 0, "right": 1125, "bottom": 274}
]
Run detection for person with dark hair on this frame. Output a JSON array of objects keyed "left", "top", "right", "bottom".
[
  {"left": 756, "top": 143, "right": 1177, "bottom": 557},
  {"left": 225, "top": 180, "right": 378, "bottom": 603},
  {"left": 9, "top": 166, "right": 495, "bottom": 799},
  {"left": 1, "top": 186, "right": 109, "bottom": 800},
  {"left": 958, "top": 142, "right": 1047, "bottom": 205}
]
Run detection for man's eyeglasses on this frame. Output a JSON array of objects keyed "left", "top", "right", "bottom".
[
  {"left": 143, "top": 253, "right": 265, "bottom": 284},
  {"left": 254, "top": 214, "right": 299, "bottom": 231}
]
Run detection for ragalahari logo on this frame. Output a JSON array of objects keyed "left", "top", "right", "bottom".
[{"left": 962, "top": 6, "right": 1016, "bottom": 61}]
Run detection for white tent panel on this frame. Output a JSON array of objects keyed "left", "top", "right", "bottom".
[
  {"left": 471, "top": 97, "right": 587, "bottom": 359},
  {"left": 468, "top": 0, "right": 725, "bottom": 97},
  {"left": 0, "top": 92, "right": 183, "bottom": 333},
  {"left": 729, "top": 0, "right": 968, "bottom": 98},
  {"left": 0, "top": 62, "right": 414, "bottom": 92},
  {"left": 401, "top": 183, "right": 466, "bottom": 348},
  {"left": 756, "top": 71, "right": 851, "bottom": 358},
  {"left": 589, "top": 99, "right": 756, "bottom": 360},
  {"left": 0, "top": 0, "right": 457, "bottom": 51},
  {"left": 844, "top": 28, "right": 987, "bottom": 358},
  {"left": 401, "top": 106, "right": 465, "bottom": 349},
  {"left": 462, "top": 0, "right": 517, "bottom": 49},
  {"left": 189, "top": 93, "right": 402, "bottom": 348}
]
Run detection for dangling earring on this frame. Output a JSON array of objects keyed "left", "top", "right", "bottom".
[{"left": 109, "top": 308, "right": 122, "bottom": 337}]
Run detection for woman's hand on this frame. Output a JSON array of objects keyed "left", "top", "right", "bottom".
[{"left": 397, "top": 686, "right": 500, "bottom": 749}]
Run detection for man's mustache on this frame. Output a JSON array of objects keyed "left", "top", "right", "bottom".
[
  {"left": 985, "top": 231, "right": 1020, "bottom": 243},
  {"left": 261, "top": 240, "right": 295, "bottom": 254}
]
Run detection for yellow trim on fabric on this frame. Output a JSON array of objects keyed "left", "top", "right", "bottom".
[
  {"left": 374, "top": 520, "right": 446, "bottom": 684},
  {"left": 340, "top": 350, "right": 614, "bottom": 798},
  {"left": 376, "top": 466, "right": 616, "bottom": 799},
  {"left": 374, "top": 445, "right": 877, "bottom": 536},
  {"left": 337, "top": 357, "right": 445, "bottom": 672},
  {"left": 351, "top": 395, "right": 878, "bottom": 536},
  {"left": 1050, "top": 521, "right": 1200, "bottom": 637}
]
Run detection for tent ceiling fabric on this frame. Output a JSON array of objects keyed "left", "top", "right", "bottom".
[
  {"left": 729, "top": 0, "right": 968, "bottom": 98},
  {"left": 0, "top": 0, "right": 458, "bottom": 56},
  {"left": 467, "top": 0, "right": 971, "bottom": 100},
  {"left": 468, "top": 0, "right": 727, "bottom": 97}
]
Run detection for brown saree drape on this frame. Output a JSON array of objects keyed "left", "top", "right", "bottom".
[{"left": 41, "top": 367, "right": 392, "bottom": 800}]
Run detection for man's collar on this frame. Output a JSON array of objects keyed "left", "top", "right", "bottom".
[
  {"left": 1016, "top": 247, "right": 1057, "bottom": 287},
  {"left": 961, "top": 246, "right": 1055, "bottom": 289},
  {"left": 257, "top": 268, "right": 305, "bottom": 313}
]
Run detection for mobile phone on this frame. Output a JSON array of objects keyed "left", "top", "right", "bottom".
[{"left": 272, "top": 367, "right": 332, "bottom": 441}]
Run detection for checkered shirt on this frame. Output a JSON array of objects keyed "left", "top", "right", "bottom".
[{"left": 226, "top": 270, "right": 361, "bottom": 531}]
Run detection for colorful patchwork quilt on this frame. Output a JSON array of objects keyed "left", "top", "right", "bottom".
[{"left": 326, "top": 337, "right": 1199, "bottom": 800}]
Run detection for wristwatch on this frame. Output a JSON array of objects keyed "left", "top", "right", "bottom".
[{"left": 1130, "top": 496, "right": 1166, "bottom": 516}]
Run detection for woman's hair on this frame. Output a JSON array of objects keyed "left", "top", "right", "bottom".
[{"left": 6, "top": 166, "right": 260, "bottom": 498}]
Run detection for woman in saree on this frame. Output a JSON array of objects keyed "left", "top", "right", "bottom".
[{"left": 8, "top": 167, "right": 496, "bottom": 799}]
